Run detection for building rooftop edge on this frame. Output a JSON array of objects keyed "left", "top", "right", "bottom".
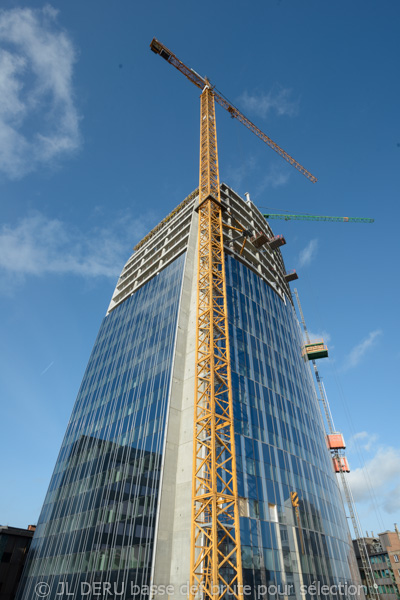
[{"left": 108, "top": 184, "right": 294, "bottom": 313}]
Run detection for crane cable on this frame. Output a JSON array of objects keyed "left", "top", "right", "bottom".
[{"left": 299, "top": 268, "right": 386, "bottom": 533}]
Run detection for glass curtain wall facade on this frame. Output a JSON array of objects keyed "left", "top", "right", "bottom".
[
  {"left": 226, "top": 255, "right": 360, "bottom": 599},
  {"left": 17, "top": 254, "right": 186, "bottom": 600},
  {"left": 17, "top": 185, "right": 362, "bottom": 600}
]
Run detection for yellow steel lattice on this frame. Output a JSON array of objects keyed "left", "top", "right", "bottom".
[{"left": 189, "top": 85, "right": 243, "bottom": 600}]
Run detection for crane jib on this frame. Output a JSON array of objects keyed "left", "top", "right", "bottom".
[
  {"left": 150, "top": 37, "right": 318, "bottom": 183},
  {"left": 263, "top": 213, "right": 374, "bottom": 223}
]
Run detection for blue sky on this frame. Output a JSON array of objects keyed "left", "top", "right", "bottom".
[{"left": 0, "top": 0, "right": 398, "bottom": 539}]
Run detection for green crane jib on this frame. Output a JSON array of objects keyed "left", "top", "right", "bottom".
[{"left": 264, "top": 213, "right": 374, "bottom": 223}]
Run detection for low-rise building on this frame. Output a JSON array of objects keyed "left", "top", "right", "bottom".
[
  {"left": 0, "top": 525, "right": 35, "bottom": 600},
  {"left": 353, "top": 526, "right": 400, "bottom": 599}
]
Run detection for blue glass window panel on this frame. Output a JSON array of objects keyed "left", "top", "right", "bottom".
[
  {"left": 225, "top": 255, "right": 361, "bottom": 595},
  {"left": 17, "top": 254, "right": 185, "bottom": 600}
]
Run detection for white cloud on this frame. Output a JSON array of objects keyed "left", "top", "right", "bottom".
[
  {"left": 0, "top": 6, "right": 80, "bottom": 178},
  {"left": 222, "top": 155, "right": 257, "bottom": 191},
  {"left": 344, "top": 329, "right": 382, "bottom": 370},
  {"left": 222, "top": 159, "right": 290, "bottom": 197},
  {"left": 298, "top": 238, "right": 318, "bottom": 267},
  {"left": 239, "top": 86, "right": 299, "bottom": 119},
  {"left": 306, "top": 330, "right": 331, "bottom": 345},
  {"left": 256, "top": 164, "right": 290, "bottom": 194},
  {"left": 383, "top": 483, "right": 400, "bottom": 514},
  {"left": 348, "top": 445, "right": 400, "bottom": 515},
  {"left": 350, "top": 431, "right": 379, "bottom": 452},
  {"left": 0, "top": 211, "right": 151, "bottom": 288}
]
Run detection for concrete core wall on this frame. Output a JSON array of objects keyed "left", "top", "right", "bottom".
[{"left": 151, "top": 210, "right": 198, "bottom": 597}]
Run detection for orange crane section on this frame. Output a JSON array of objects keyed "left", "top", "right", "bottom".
[
  {"left": 150, "top": 38, "right": 317, "bottom": 600},
  {"left": 151, "top": 38, "right": 245, "bottom": 599},
  {"left": 191, "top": 82, "right": 244, "bottom": 599},
  {"left": 150, "top": 38, "right": 317, "bottom": 184}
]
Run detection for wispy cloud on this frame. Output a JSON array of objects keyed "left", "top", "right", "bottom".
[
  {"left": 0, "top": 211, "right": 152, "bottom": 290},
  {"left": 350, "top": 431, "right": 379, "bottom": 452},
  {"left": 222, "top": 158, "right": 290, "bottom": 198},
  {"left": 221, "top": 155, "right": 257, "bottom": 192},
  {"left": 348, "top": 445, "right": 400, "bottom": 515},
  {"left": 383, "top": 483, "right": 400, "bottom": 514},
  {"left": 306, "top": 330, "right": 331, "bottom": 345},
  {"left": 255, "top": 164, "right": 291, "bottom": 196},
  {"left": 238, "top": 86, "right": 299, "bottom": 120},
  {"left": 344, "top": 329, "right": 382, "bottom": 370},
  {"left": 0, "top": 6, "right": 80, "bottom": 178},
  {"left": 298, "top": 239, "right": 318, "bottom": 267}
]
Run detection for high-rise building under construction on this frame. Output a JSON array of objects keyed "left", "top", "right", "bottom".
[{"left": 17, "top": 185, "right": 362, "bottom": 600}]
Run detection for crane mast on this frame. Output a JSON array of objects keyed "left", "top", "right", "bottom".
[
  {"left": 190, "top": 84, "right": 243, "bottom": 599},
  {"left": 150, "top": 37, "right": 316, "bottom": 600},
  {"left": 150, "top": 35, "right": 379, "bottom": 600},
  {"left": 294, "top": 289, "right": 380, "bottom": 600}
]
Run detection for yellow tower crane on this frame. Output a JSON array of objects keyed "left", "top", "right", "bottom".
[{"left": 150, "top": 38, "right": 316, "bottom": 600}]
